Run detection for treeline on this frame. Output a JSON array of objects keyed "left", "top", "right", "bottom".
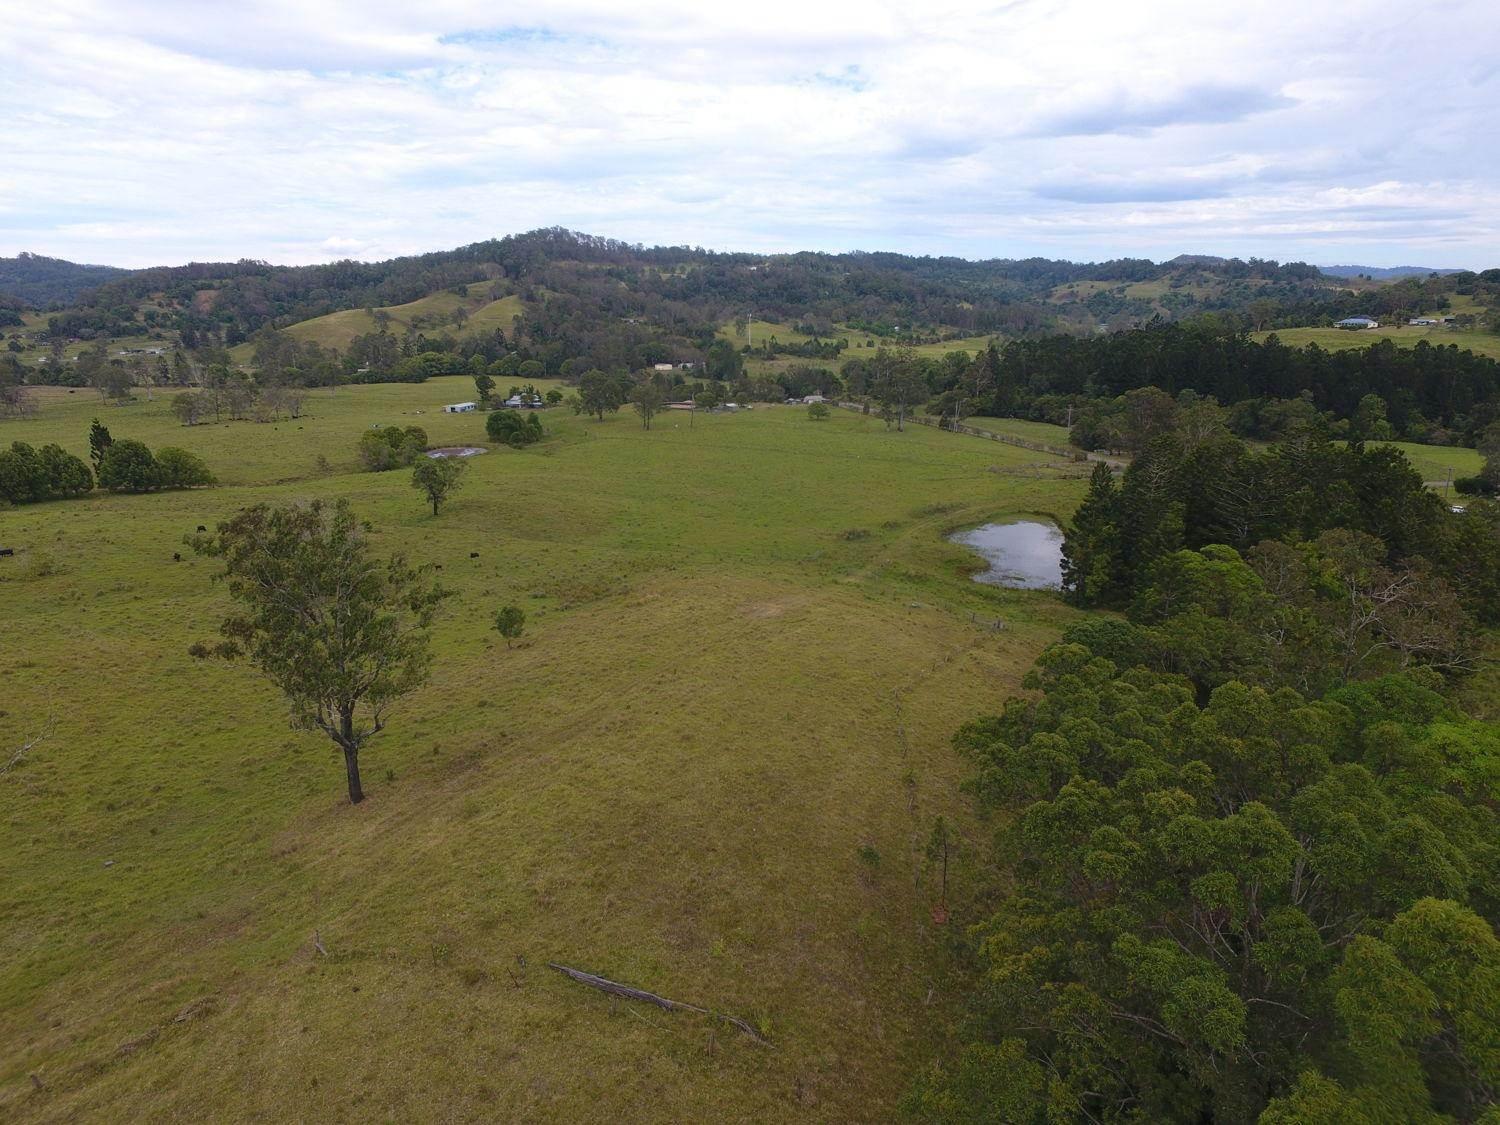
[
  {"left": 1064, "top": 425, "right": 1500, "bottom": 623},
  {"left": 928, "top": 323, "right": 1500, "bottom": 446},
  {"left": 0, "top": 420, "right": 213, "bottom": 505},
  {"left": 28, "top": 228, "right": 1451, "bottom": 356}
]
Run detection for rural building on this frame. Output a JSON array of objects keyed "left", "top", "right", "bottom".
[
  {"left": 1335, "top": 316, "right": 1380, "bottom": 330},
  {"left": 666, "top": 401, "right": 695, "bottom": 410},
  {"left": 802, "top": 394, "right": 827, "bottom": 404},
  {"left": 503, "top": 395, "right": 543, "bottom": 409},
  {"left": 652, "top": 363, "right": 675, "bottom": 372},
  {"left": 443, "top": 402, "right": 477, "bottom": 413},
  {"left": 1409, "top": 317, "right": 1439, "bottom": 326}
]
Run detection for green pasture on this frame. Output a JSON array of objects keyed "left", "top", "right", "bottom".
[
  {"left": 0, "top": 377, "right": 1086, "bottom": 1122},
  {"left": 1255, "top": 324, "right": 1500, "bottom": 361}
]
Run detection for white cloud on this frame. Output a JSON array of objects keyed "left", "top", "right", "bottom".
[{"left": 0, "top": 0, "right": 1495, "bottom": 268}]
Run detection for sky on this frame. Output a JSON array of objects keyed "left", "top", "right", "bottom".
[{"left": 2, "top": 0, "right": 1498, "bottom": 270}]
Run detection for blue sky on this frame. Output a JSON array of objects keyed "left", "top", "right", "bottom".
[{"left": 2, "top": 0, "right": 1497, "bottom": 269}]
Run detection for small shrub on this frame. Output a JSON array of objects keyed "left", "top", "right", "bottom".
[
  {"left": 839, "top": 528, "right": 871, "bottom": 541},
  {"left": 807, "top": 402, "right": 830, "bottom": 421}
]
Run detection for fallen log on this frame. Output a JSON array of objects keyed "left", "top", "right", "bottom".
[{"left": 547, "top": 962, "right": 770, "bottom": 1046}]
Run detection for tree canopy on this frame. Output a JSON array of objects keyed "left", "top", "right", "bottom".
[{"left": 188, "top": 499, "right": 448, "bottom": 804}]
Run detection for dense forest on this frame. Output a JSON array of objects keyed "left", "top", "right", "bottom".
[
  {"left": 0, "top": 252, "right": 129, "bottom": 308},
  {"left": 911, "top": 399, "right": 1500, "bottom": 1123}
]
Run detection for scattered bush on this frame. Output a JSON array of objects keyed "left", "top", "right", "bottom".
[
  {"left": 807, "top": 402, "right": 830, "bottom": 420},
  {"left": 1454, "top": 476, "right": 1496, "bottom": 496}
]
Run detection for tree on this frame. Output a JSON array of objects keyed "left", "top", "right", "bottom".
[
  {"left": 705, "top": 339, "right": 743, "bottom": 383},
  {"left": 871, "top": 348, "right": 928, "bottom": 431},
  {"left": 493, "top": 604, "right": 525, "bottom": 648},
  {"left": 0, "top": 363, "right": 33, "bottom": 419},
  {"left": 88, "top": 418, "right": 113, "bottom": 469},
  {"left": 1061, "top": 462, "right": 1124, "bottom": 605},
  {"left": 1478, "top": 421, "right": 1500, "bottom": 490},
  {"left": 411, "top": 456, "right": 464, "bottom": 515},
  {"left": 631, "top": 380, "right": 665, "bottom": 429},
  {"left": 155, "top": 447, "right": 215, "bottom": 488},
  {"left": 694, "top": 383, "right": 724, "bottom": 412},
  {"left": 357, "top": 425, "right": 426, "bottom": 471},
  {"left": 577, "top": 369, "right": 628, "bottom": 421},
  {"left": 473, "top": 373, "right": 496, "bottom": 405},
  {"left": 485, "top": 409, "right": 543, "bottom": 446},
  {"left": 807, "top": 402, "right": 830, "bottom": 421},
  {"left": 188, "top": 500, "right": 448, "bottom": 804},
  {"left": 95, "top": 438, "right": 159, "bottom": 492},
  {"left": 171, "top": 391, "right": 206, "bottom": 426}
]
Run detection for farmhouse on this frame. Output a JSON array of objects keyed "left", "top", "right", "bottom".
[
  {"left": 802, "top": 394, "right": 827, "bottom": 404},
  {"left": 1409, "top": 317, "right": 1439, "bottom": 326},
  {"left": 503, "top": 395, "right": 543, "bottom": 409},
  {"left": 1335, "top": 316, "right": 1380, "bottom": 330},
  {"left": 443, "top": 402, "right": 477, "bottom": 413}
]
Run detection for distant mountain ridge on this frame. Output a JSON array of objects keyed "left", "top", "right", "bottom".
[
  {"left": 0, "top": 252, "right": 130, "bottom": 307},
  {"left": 1319, "top": 264, "right": 1467, "bottom": 280}
]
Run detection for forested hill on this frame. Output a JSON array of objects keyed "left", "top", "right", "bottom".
[
  {"left": 0, "top": 252, "right": 129, "bottom": 307},
  {"left": 10, "top": 227, "right": 1473, "bottom": 347}
]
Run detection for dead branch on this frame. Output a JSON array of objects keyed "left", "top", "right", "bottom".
[
  {"left": 2, "top": 717, "right": 53, "bottom": 776},
  {"left": 547, "top": 962, "right": 770, "bottom": 1046}
]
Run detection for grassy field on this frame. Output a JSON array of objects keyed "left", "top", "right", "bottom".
[
  {"left": 963, "top": 416, "right": 1075, "bottom": 449},
  {"left": 1254, "top": 324, "right": 1500, "bottom": 361},
  {"left": 0, "top": 378, "right": 1088, "bottom": 1121},
  {"left": 1372, "top": 440, "right": 1482, "bottom": 484},
  {"left": 277, "top": 283, "right": 524, "bottom": 354}
]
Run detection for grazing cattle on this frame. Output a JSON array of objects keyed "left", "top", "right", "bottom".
[
  {"left": 196, "top": 525, "right": 207, "bottom": 532},
  {"left": 470, "top": 552, "right": 479, "bottom": 558},
  {"left": 433, "top": 564, "right": 443, "bottom": 570},
  {"left": 0, "top": 548, "right": 14, "bottom": 557},
  {"left": 172, "top": 552, "right": 182, "bottom": 562}
]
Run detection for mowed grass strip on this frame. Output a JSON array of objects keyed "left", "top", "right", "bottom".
[{"left": 0, "top": 381, "right": 1084, "bottom": 1121}]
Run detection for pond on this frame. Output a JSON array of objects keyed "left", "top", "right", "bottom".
[
  {"left": 425, "top": 446, "right": 489, "bottom": 459},
  {"left": 949, "top": 520, "right": 1064, "bottom": 589}
]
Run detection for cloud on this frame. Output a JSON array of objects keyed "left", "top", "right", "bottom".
[
  {"left": 0, "top": 0, "right": 1496, "bottom": 268},
  {"left": 1027, "top": 83, "right": 1295, "bottom": 138}
]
